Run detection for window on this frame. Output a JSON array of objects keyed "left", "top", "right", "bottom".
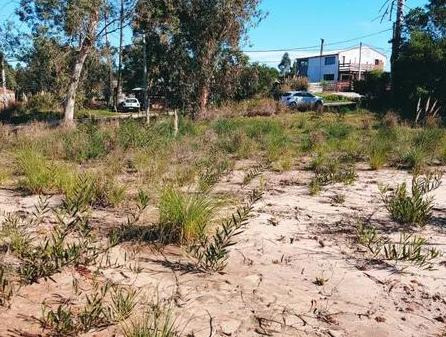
[
  {"left": 325, "top": 56, "right": 336, "bottom": 65},
  {"left": 293, "top": 93, "right": 304, "bottom": 97},
  {"left": 303, "top": 93, "right": 314, "bottom": 98},
  {"left": 375, "top": 59, "right": 380, "bottom": 65},
  {"left": 323, "top": 74, "right": 335, "bottom": 81}
]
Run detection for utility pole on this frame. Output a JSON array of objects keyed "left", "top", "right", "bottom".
[
  {"left": 116, "top": 0, "right": 124, "bottom": 108},
  {"left": 104, "top": 7, "right": 114, "bottom": 108},
  {"left": 391, "top": 0, "right": 405, "bottom": 71},
  {"left": 319, "top": 38, "right": 324, "bottom": 83},
  {"left": 142, "top": 32, "right": 150, "bottom": 124},
  {"left": 358, "top": 42, "right": 363, "bottom": 80}
]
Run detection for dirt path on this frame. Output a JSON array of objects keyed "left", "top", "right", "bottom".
[{"left": 0, "top": 168, "right": 445, "bottom": 337}]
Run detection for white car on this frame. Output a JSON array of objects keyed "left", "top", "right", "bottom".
[
  {"left": 281, "top": 91, "right": 324, "bottom": 111},
  {"left": 119, "top": 98, "right": 141, "bottom": 112}
]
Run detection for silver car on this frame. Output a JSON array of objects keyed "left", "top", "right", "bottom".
[{"left": 281, "top": 91, "right": 324, "bottom": 111}]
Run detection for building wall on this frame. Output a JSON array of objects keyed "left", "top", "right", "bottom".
[
  {"left": 306, "top": 55, "right": 339, "bottom": 82},
  {"left": 339, "top": 46, "right": 387, "bottom": 69},
  {"left": 301, "top": 46, "right": 387, "bottom": 83}
]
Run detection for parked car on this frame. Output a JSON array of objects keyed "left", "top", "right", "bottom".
[
  {"left": 280, "top": 91, "right": 324, "bottom": 111},
  {"left": 118, "top": 98, "right": 141, "bottom": 112}
]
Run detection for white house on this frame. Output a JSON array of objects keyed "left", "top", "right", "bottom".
[{"left": 294, "top": 45, "right": 387, "bottom": 90}]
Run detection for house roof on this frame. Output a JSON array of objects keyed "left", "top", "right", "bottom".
[{"left": 295, "top": 44, "right": 387, "bottom": 60}]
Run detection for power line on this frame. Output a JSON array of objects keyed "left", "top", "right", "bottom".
[{"left": 242, "top": 28, "right": 392, "bottom": 53}]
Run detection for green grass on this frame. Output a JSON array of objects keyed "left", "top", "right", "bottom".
[
  {"left": 15, "top": 149, "right": 76, "bottom": 194},
  {"left": 158, "top": 187, "right": 215, "bottom": 244}
]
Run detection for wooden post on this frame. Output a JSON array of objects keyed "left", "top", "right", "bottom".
[{"left": 174, "top": 109, "right": 179, "bottom": 137}]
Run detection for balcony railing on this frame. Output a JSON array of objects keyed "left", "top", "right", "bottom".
[{"left": 339, "top": 63, "right": 383, "bottom": 73}]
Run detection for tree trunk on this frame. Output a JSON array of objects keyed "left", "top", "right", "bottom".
[
  {"left": 198, "top": 83, "right": 209, "bottom": 118},
  {"left": 64, "top": 48, "right": 90, "bottom": 124},
  {"left": 63, "top": 12, "right": 99, "bottom": 125}
]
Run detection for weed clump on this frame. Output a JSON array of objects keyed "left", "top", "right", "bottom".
[
  {"left": 380, "top": 171, "right": 442, "bottom": 227},
  {"left": 158, "top": 188, "right": 215, "bottom": 244},
  {"left": 356, "top": 223, "right": 442, "bottom": 270},
  {"left": 309, "top": 156, "right": 357, "bottom": 195}
]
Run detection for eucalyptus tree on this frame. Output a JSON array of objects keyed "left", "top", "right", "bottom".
[
  {"left": 18, "top": 0, "right": 136, "bottom": 124},
  {"left": 136, "top": 0, "right": 263, "bottom": 118}
]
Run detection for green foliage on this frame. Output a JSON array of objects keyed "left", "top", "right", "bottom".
[
  {"left": 393, "top": 2, "right": 446, "bottom": 115},
  {"left": 188, "top": 190, "right": 262, "bottom": 272},
  {"left": 62, "top": 124, "right": 113, "bottom": 162},
  {"left": 309, "top": 156, "right": 357, "bottom": 194},
  {"left": 39, "top": 282, "right": 135, "bottom": 336},
  {"left": 158, "top": 188, "right": 215, "bottom": 244},
  {"left": 15, "top": 149, "right": 76, "bottom": 194},
  {"left": 110, "top": 287, "right": 139, "bottom": 321},
  {"left": 380, "top": 171, "right": 442, "bottom": 226},
  {"left": 357, "top": 223, "right": 442, "bottom": 270}
]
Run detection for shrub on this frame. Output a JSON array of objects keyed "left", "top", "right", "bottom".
[
  {"left": 63, "top": 124, "right": 114, "bottom": 162},
  {"left": 26, "top": 93, "right": 60, "bottom": 113},
  {"left": 380, "top": 171, "right": 442, "bottom": 226},
  {"left": 382, "top": 111, "right": 400, "bottom": 128},
  {"left": 281, "top": 76, "right": 309, "bottom": 92},
  {"left": 245, "top": 98, "right": 278, "bottom": 117},
  {"left": 158, "top": 188, "right": 215, "bottom": 244}
]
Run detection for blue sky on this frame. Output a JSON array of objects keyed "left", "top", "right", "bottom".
[
  {"left": 1, "top": 0, "right": 429, "bottom": 68},
  {"left": 244, "top": 0, "right": 428, "bottom": 68}
]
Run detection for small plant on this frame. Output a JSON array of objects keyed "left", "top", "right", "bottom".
[
  {"left": 356, "top": 223, "right": 442, "bottom": 270},
  {"left": 111, "top": 287, "right": 139, "bottom": 321},
  {"left": 40, "top": 304, "right": 77, "bottom": 336},
  {"left": 313, "top": 276, "right": 329, "bottom": 286},
  {"left": 158, "top": 187, "right": 215, "bottom": 244},
  {"left": 40, "top": 282, "right": 120, "bottom": 336},
  {"left": 188, "top": 190, "right": 262, "bottom": 272},
  {"left": 380, "top": 171, "right": 442, "bottom": 226},
  {"left": 121, "top": 302, "right": 178, "bottom": 337},
  {"left": 381, "top": 233, "right": 441, "bottom": 270},
  {"left": 309, "top": 157, "right": 357, "bottom": 195}
]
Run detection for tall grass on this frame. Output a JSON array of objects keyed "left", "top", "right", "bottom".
[
  {"left": 15, "top": 149, "right": 76, "bottom": 194},
  {"left": 158, "top": 187, "right": 215, "bottom": 244}
]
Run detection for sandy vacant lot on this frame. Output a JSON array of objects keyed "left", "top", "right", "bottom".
[{"left": 0, "top": 165, "right": 445, "bottom": 337}]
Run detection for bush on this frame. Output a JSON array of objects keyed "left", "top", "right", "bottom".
[
  {"left": 63, "top": 124, "right": 114, "bottom": 162},
  {"left": 282, "top": 76, "right": 309, "bottom": 92},
  {"left": 26, "top": 92, "right": 60, "bottom": 113},
  {"left": 158, "top": 188, "right": 215, "bottom": 244},
  {"left": 245, "top": 98, "right": 278, "bottom": 117},
  {"left": 380, "top": 171, "right": 442, "bottom": 226}
]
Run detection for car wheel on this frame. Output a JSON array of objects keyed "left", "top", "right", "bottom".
[{"left": 289, "top": 102, "right": 298, "bottom": 109}]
